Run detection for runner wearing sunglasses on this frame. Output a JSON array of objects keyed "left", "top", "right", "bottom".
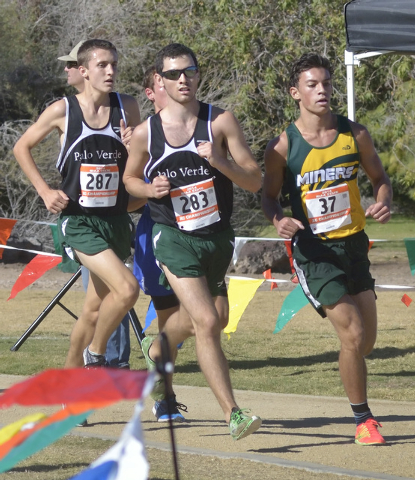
[{"left": 124, "top": 43, "right": 262, "bottom": 441}]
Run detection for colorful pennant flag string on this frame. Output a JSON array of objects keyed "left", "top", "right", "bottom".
[
  {"left": 274, "top": 285, "right": 309, "bottom": 333},
  {"left": 224, "top": 277, "right": 265, "bottom": 339},
  {"left": 0, "top": 219, "right": 17, "bottom": 259},
  {"left": 404, "top": 238, "right": 415, "bottom": 276},
  {"left": 0, "top": 368, "right": 152, "bottom": 408},
  {"left": 143, "top": 300, "right": 157, "bottom": 332},
  {"left": 0, "top": 406, "right": 92, "bottom": 473},
  {"left": 263, "top": 269, "right": 278, "bottom": 290},
  {"left": 69, "top": 402, "right": 149, "bottom": 480},
  {"left": 401, "top": 294, "right": 412, "bottom": 307},
  {"left": 0, "top": 368, "right": 154, "bottom": 474},
  {"left": 8, "top": 255, "right": 62, "bottom": 300}
]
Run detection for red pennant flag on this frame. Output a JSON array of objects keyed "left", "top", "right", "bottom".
[
  {"left": 270, "top": 281, "right": 278, "bottom": 290},
  {"left": 401, "top": 294, "right": 412, "bottom": 307},
  {"left": 0, "top": 219, "right": 17, "bottom": 259},
  {"left": 8, "top": 254, "right": 61, "bottom": 300},
  {"left": 0, "top": 368, "right": 150, "bottom": 408},
  {"left": 284, "top": 240, "right": 295, "bottom": 274}
]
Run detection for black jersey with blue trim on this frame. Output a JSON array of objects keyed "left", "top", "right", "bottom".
[
  {"left": 56, "top": 92, "right": 129, "bottom": 216},
  {"left": 144, "top": 102, "right": 233, "bottom": 235}
]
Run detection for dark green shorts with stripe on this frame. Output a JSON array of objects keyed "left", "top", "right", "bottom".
[
  {"left": 152, "top": 223, "right": 234, "bottom": 297},
  {"left": 292, "top": 230, "right": 375, "bottom": 318},
  {"left": 57, "top": 213, "right": 133, "bottom": 271}
]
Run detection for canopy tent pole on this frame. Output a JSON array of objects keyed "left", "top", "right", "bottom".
[
  {"left": 344, "top": 50, "right": 391, "bottom": 122},
  {"left": 345, "top": 50, "right": 358, "bottom": 121}
]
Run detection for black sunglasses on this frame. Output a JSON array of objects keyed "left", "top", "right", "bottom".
[
  {"left": 160, "top": 66, "right": 198, "bottom": 81},
  {"left": 66, "top": 61, "right": 78, "bottom": 69}
]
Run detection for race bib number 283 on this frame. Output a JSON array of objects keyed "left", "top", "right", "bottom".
[{"left": 170, "top": 178, "right": 220, "bottom": 231}]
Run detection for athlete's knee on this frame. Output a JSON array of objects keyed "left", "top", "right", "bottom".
[
  {"left": 339, "top": 322, "right": 366, "bottom": 353},
  {"left": 79, "top": 303, "right": 100, "bottom": 328},
  {"left": 117, "top": 278, "right": 140, "bottom": 309},
  {"left": 194, "top": 313, "right": 221, "bottom": 338}
]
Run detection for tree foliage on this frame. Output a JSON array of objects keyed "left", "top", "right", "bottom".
[{"left": 1, "top": 0, "right": 415, "bottom": 233}]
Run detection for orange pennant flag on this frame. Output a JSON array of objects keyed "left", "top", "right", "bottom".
[
  {"left": 368, "top": 240, "right": 374, "bottom": 251},
  {"left": 8, "top": 255, "right": 61, "bottom": 300},
  {"left": 284, "top": 240, "right": 295, "bottom": 274},
  {"left": 263, "top": 269, "right": 277, "bottom": 291},
  {"left": 0, "top": 219, "right": 17, "bottom": 260},
  {"left": 401, "top": 294, "right": 412, "bottom": 307}
]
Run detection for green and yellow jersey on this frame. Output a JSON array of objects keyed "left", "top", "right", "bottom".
[{"left": 285, "top": 114, "right": 366, "bottom": 240}]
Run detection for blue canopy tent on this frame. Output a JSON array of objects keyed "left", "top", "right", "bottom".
[{"left": 344, "top": 0, "right": 415, "bottom": 120}]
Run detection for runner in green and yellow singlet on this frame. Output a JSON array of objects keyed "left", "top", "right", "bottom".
[{"left": 262, "top": 53, "right": 392, "bottom": 446}]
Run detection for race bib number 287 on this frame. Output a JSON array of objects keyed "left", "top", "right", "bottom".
[{"left": 79, "top": 163, "right": 119, "bottom": 208}]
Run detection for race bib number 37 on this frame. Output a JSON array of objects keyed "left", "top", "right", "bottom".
[
  {"left": 79, "top": 163, "right": 119, "bottom": 208},
  {"left": 305, "top": 183, "right": 352, "bottom": 234},
  {"left": 170, "top": 178, "right": 220, "bottom": 231}
]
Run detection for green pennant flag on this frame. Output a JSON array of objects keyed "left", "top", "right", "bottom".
[
  {"left": 49, "top": 224, "right": 62, "bottom": 255},
  {"left": 404, "top": 238, "right": 415, "bottom": 276},
  {"left": 274, "top": 285, "right": 309, "bottom": 333}
]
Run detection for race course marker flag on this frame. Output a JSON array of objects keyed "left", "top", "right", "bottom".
[
  {"left": 8, "top": 254, "right": 62, "bottom": 300},
  {"left": 0, "top": 218, "right": 17, "bottom": 259},
  {"left": 143, "top": 299, "right": 157, "bottom": 332},
  {"left": 401, "top": 294, "right": 412, "bottom": 307},
  {"left": 274, "top": 285, "right": 309, "bottom": 333},
  {"left": 0, "top": 405, "right": 92, "bottom": 473},
  {"left": 69, "top": 402, "right": 149, "bottom": 480},
  {"left": 404, "top": 238, "right": 415, "bottom": 276},
  {"left": 0, "top": 369, "right": 153, "bottom": 474},
  {"left": 0, "top": 368, "right": 151, "bottom": 407},
  {"left": 224, "top": 277, "right": 264, "bottom": 338}
]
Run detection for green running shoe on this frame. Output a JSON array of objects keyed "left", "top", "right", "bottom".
[
  {"left": 229, "top": 408, "right": 262, "bottom": 441},
  {"left": 141, "top": 336, "right": 165, "bottom": 400}
]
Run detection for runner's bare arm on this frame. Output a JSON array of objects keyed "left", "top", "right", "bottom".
[
  {"left": 127, "top": 196, "right": 147, "bottom": 212},
  {"left": 13, "top": 99, "right": 69, "bottom": 214},
  {"left": 123, "top": 122, "right": 171, "bottom": 200},
  {"left": 351, "top": 122, "right": 392, "bottom": 224},
  {"left": 119, "top": 95, "right": 141, "bottom": 152},
  {"left": 262, "top": 133, "right": 304, "bottom": 238},
  {"left": 198, "top": 109, "right": 261, "bottom": 193},
  {"left": 120, "top": 94, "right": 141, "bottom": 128}
]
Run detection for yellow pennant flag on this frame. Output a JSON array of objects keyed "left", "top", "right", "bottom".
[
  {"left": 0, "top": 413, "right": 46, "bottom": 445},
  {"left": 224, "top": 278, "right": 265, "bottom": 339}
]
